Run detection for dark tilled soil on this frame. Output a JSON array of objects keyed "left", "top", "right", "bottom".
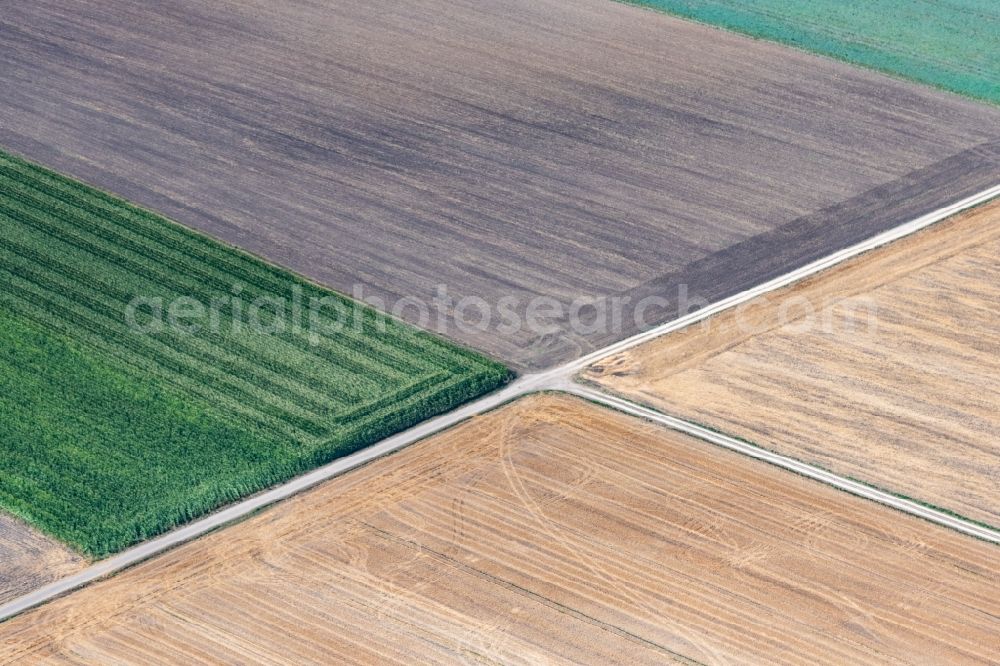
[{"left": 2, "top": 0, "right": 998, "bottom": 369}]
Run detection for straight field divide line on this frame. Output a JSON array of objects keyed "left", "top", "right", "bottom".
[
  {"left": 568, "top": 386, "right": 1000, "bottom": 544},
  {"left": 562, "top": 183, "right": 1000, "bottom": 375},
  {"left": 3, "top": 183, "right": 998, "bottom": 623},
  {"left": 0, "top": 375, "right": 543, "bottom": 623}
]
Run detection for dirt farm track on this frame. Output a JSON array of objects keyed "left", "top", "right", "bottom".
[
  {"left": 2, "top": 0, "right": 999, "bottom": 369},
  {"left": 1, "top": 395, "right": 996, "bottom": 665},
  {"left": 587, "top": 200, "right": 1000, "bottom": 528}
]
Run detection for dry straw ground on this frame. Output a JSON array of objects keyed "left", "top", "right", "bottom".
[
  {"left": 586, "top": 200, "right": 1000, "bottom": 528},
  {"left": 2, "top": 395, "right": 996, "bottom": 664},
  {"left": 0, "top": 514, "right": 84, "bottom": 606}
]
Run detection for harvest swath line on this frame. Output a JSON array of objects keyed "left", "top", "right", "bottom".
[{"left": 3, "top": 182, "right": 997, "bottom": 622}]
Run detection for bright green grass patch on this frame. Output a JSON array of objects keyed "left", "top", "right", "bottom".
[
  {"left": 0, "top": 150, "right": 510, "bottom": 557},
  {"left": 624, "top": 0, "right": 1000, "bottom": 105}
]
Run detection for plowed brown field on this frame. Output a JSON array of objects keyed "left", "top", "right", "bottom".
[
  {"left": 0, "top": 513, "right": 84, "bottom": 606},
  {"left": 586, "top": 200, "right": 1000, "bottom": 528},
  {"left": 2, "top": 0, "right": 1000, "bottom": 369},
  {"left": 2, "top": 395, "right": 996, "bottom": 664}
]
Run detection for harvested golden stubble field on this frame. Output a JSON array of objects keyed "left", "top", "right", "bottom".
[
  {"left": 0, "top": 514, "right": 84, "bottom": 605},
  {"left": 585, "top": 200, "right": 1000, "bottom": 529},
  {"left": 2, "top": 395, "right": 996, "bottom": 664}
]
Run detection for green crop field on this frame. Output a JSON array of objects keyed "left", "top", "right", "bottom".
[
  {"left": 626, "top": 0, "right": 1000, "bottom": 105},
  {"left": 0, "top": 150, "right": 509, "bottom": 557}
]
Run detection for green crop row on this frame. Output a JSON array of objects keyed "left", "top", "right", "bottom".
[
  {"left": 0, "top": 150, "right": 510, "bottom": 557},
  {"left": 0, "top": 156, "right": 474, "bottom": 372},
  {"left": 0, "top": 161, "right": 444, "bottom": 381}
]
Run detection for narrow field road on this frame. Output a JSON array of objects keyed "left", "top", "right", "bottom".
[{"left": 2, "top": 184, "right": 998, "bottom": 622}]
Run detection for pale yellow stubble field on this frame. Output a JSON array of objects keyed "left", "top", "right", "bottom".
[
  {"left": 586, "top": 201, "right": 1000, "bottom": 528},
  {"left": 2, "top": 395, "right": 996, "bottom": 664}
]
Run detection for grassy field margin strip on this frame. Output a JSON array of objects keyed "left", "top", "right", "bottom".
[{"left": 621, "top": 0, "right": 1000, "bottom": 104}]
